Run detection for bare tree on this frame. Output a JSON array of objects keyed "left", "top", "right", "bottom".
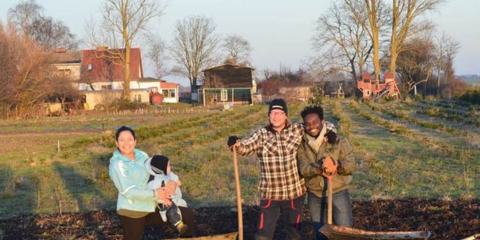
[
  {"left": 145, "top": 33, "right": 168, "bottom": 79},
  {"left": 87, "top": 0, "right": 164, "bottom": 100},
  {"left": 8, "top": 0, "right": 42, "bottom": 37},
  {"left": 312, "top": 1, "right": 373, "bottom": 82},
  {"left": 170, "top": 15, "right": 220, "bottom": 95},
  {"left": 8, "top": 0, "right": 79, "bottom": 50},
  {"left": 344, "top": 0, "right": 390, "bottom": 90},
  {"left": 0, "top": 20, "right": 54, "bottom": 117},
  {"left": 388, "top": 0, "right": 444, "bottom": 73},
  {"left": 222, "top": 34, "right": 252, "bottom": 65},
  {"left": 47, "top": 75, "right": 82, "bottom": 109},
  {"left": 434, "top": 32, "right": 460, "bottom": 95},
  {"left": 31, "top": 17, "right": 79, "bottom": 50},
  {"left": 396, "top": 36, "right": 435, "bottom": 94}
]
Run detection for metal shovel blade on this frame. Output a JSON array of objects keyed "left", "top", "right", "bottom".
[
  {"left": 320, "top": 224, "right": 431, "bottom": 240},
  {"left": 167, "top": 232, "right": 238, "bottom": 240}
]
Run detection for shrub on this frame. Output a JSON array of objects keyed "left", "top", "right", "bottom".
[
  {"left": 459, "top": 88, "right": 480, "bottom": 105},
  {"left": 112, "top": 99, "right": 149, "bottom": 110}
]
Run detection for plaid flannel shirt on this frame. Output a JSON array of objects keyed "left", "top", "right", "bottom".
[{"left": 237, "top": 121, "right": 306, "bottom": 200}]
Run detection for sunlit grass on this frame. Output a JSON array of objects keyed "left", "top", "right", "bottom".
[{"left": 0, "top": 100, "right": 478, "bottom": 218}]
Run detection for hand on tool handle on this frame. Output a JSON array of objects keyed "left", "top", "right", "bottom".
[
  {"left": 227, "top": 135, "right": 241, "bottom": 148},
  {"left": 318, "top": 156, "right": 338, "bottom": 177}
]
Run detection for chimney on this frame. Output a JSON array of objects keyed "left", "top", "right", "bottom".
[
  {"left": 96, "top": 46, "right": 108, "bottom": 51},
  {"left": 54, "top": 47, "right": 67, "bottom": 53}
]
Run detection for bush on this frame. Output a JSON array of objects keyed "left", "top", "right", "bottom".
[
  {"left": 111, "top": 99, "right": 149, "bottom": 110},
  {"left": 458, "top": 88, "right": 480, "bottom": 105}
]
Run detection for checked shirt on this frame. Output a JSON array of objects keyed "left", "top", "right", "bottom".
[{"left": 236, "top": 122, "right": 306, "bottom": 200}]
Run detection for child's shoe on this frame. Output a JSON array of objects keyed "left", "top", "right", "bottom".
[
  {"left": 175, "top": 221, "right": 189, "bottom": 235},
  {"left": 159, "top": 209, "right": 167, "bottom": 222}
]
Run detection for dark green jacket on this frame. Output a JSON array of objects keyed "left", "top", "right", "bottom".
[{"left": 297, "top": 134, "right": 356, "bottom": 197}]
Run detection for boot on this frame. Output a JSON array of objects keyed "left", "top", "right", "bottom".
[{"left": 176, "top": 221, "right": 189, "bottom": 235}]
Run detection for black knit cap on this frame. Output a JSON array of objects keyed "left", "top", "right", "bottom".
[
  {"left": 268, "top": 98, "right": 288, "bottom": 116},
  {"left": 150, "top": 155, "right": 169, "bottom": 174}
]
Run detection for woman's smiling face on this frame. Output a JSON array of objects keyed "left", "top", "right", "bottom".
[{"left": 116, "top": 130, "right": 137, "bottom": 158}]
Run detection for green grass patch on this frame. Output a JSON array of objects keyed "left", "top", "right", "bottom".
[{"left": 0, "top": 101, "right": 478, "bottom": 218}]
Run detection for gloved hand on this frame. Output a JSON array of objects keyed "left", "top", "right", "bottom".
[
  {"left": 227, "top": 135, "right": 239, "bottom": 147},
  {"left": 324, "top": 131, "right": 337, "bottom": 144},
  {"left": 320, "top": 156, "right": 337, "bottom": 176}
]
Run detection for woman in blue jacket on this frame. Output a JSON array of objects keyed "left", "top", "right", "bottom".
[{"left": 109, "top": 126, "right": 195, "bottom": 239}]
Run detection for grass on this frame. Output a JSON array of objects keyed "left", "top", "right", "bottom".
[
  {"left": 335, "top": 99, "right": 479, "bottom": 200},
  {"left": 0, "top": 100, "right": 478, "bottom": 218}
]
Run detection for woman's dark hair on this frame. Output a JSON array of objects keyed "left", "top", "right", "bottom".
[
  {"left": 115, "top": 126, "right": 136, "bottom": 141},
  {"left": 301, "top": 105, "right": 324, "bottom": 120}
]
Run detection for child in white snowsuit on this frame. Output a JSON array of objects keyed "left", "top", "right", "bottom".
[{"left": 146, "top": 155, "right": 188, "bottom": 235}]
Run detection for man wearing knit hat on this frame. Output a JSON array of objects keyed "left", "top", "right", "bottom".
[{"left": 227, "top": 98, "right": 305, "bottom": 240}]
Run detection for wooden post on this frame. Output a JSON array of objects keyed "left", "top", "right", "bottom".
[
  {"left": 233, "top": 147, "right": 243, "bottom": 240},
  {"left": 327, "top": 176, "right": 333, "bottom": 225},
  {"left": 203, "top": 88, "right": 206, "bottom": 107}
]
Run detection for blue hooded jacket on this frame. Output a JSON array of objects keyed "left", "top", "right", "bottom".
[{"left": 109, "top": 149, "right": 158, "bottom": 212}]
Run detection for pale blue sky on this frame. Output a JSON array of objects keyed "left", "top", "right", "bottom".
[{"left": 1, "top": 0, "right": 479, "bottom": 86}]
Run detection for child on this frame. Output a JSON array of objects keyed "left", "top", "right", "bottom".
[{"left": 146, "top": 155, "right": 188, "bottom": 235}]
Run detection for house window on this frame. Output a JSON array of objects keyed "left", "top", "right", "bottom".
[
  {"left": 134, "top": 94, "right": 142, "bottom": 102},
  {"left": 59, "top": 69, "right": 72, "bottom": 77},
  {"left": 170, "top": 89, "right": 176, "bottom": 98}
]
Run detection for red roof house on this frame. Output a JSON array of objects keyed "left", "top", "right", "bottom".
[{"left": 80, "top": 47, "right": 144, "bottom": 86}]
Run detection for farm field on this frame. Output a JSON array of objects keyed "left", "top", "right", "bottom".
[{"left": 0, "top": 100, "right": 478, "bottom": 239}]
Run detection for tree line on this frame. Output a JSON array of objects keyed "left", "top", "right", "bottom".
[
  {"left": 1, "top": 0, "right": 477, "bottom": 119},
  {"left": 309, "top": 0, "right": 468, "bottom": 98}
]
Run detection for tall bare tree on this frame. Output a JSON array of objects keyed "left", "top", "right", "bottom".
[
  {"left": 8, "top": 0, "right": 42, "bottom": 37},
  {"left": 30, "top": 16, "right": 79, "bottom": 50},
  {"left": 87, "top": 0, "right": 164, "bottom": 100},
  {"left": 222, "top": 34, "right": 252, "bottom": 65},
  {"left": 312, "top": 1, "right": 373, "bottom": 82},
  {"left": 170, "top": 15, "right": 219, "bottom": 94},
  {"left": 344, "top": 0, "right": 389, "bottom": 90},
  {"left": 8, "top": 0, "right": 79, "bottom": 50},
  {"left": 434, "top": 32, "right": 460, "bottom": 95},
  {"left": 388, "top": 0, "right": 444, "bottom": 73},
  {"left": 145, "top": 33, "right": 168, "bottom": 79}
]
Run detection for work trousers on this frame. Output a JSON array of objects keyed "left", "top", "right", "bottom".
[
  {"left": 308, "top": 190, "right": 353, "bottom": 240},
  {"left": 255, "top": 195, "right": 305, "bottom": 240}
]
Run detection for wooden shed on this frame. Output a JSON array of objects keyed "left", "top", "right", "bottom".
[{"left": 201, "top": 63, "right": 256, "bottom": 106}]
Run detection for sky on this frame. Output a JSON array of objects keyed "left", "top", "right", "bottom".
[{"left": 1, "top": 0, "right": 479, "bottom": 86}]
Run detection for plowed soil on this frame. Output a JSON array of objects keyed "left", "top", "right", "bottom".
[{"left": 0, "top": 199, "right": 478, "bottom": 239}]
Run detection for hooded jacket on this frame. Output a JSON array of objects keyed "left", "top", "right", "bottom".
[{"left": 109, "top": 149, "right": 158, "bottom": 212}]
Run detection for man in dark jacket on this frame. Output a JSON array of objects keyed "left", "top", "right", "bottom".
[
  {"left": 228, "top": 98, "right": 306, "bottom": 240},
  {"left": 298, "top": 105, "right": 356, "bottom": 240}
]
